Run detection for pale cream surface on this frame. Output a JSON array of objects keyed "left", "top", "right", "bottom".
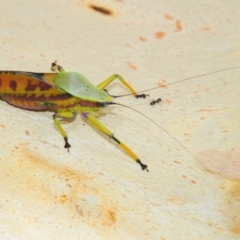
[{"left": 0, "top": 0, "right": 240, "bottom": 239}]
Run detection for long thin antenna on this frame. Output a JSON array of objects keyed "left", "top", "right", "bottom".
[
  {"left": 114, "top": 66, "right": 240, "bottom": 98},
  {"left": 108, "top": 102, "right": 198, "bottom": 162}
]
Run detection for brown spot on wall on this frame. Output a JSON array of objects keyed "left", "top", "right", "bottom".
[
  {"left": 173, "top": 160, "right": 180, "bottom": 164},
  {"left": 196, "top": 149, "right": 240, "bottom": 180},
  {"left": 89, "top": 5, "right": 112, "bottom": 15},
  {"left": 25, "top": 130, "right": 30, "bottom": 136},
  {"left": 175, "top": 20, "right": 183, "bottom": 32},
  {"left": 165, "top": 99, "right": 172, "bottom": 104},
  {"left": 155, "top": 31, "right": 165, "bottom": 39},
  {"left": 105, "top": 210, "right": 116, "bottom": 225},
  {"left": 127, "top": 63, "right": 137, "bottom": 70},
  {"left": 221, "top": 180, "right": 240, "bottom": 235},
  {"left": 139, "top": 36, "right": 147, "bottom": 41},
  {"left": 165, "top": 13, "right": 174, "bottom": 20},
  {"left": 59, "top": 194, "right": 68, "bottom": 204},
  {"left": 158, "top": 79, "right": 168, "bottom": 88},
  {"left": 202, "top": 26, "right": 211, "bottom": 31},
  {"left": 198, "top": 108, "right": 213, "bottom": 112}
]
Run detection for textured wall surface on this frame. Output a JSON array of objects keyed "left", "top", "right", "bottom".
[{"left": 0, "top": 0, "right": 240, "bottom": 239}]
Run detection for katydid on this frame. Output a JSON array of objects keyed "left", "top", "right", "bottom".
[
  {"left": 0, "top": 62, "right": 239, "bottom": 172},
  {"left": 0, "top": 62, "right": 149, "bottom": 171}
]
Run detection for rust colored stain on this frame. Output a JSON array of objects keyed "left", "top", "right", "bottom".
[
  {"left": 139, "top": 36, "right": 147, "bottom": 41},
  {"left": 165, "top": 99, "right": 172, "bottom": 104},
  {"left": 165, "top": 13, "right": 174, "bottom": 20},
  {"left": 202, "top": 26, "right": 211, "bottom": 31},
  {"left": 155, "top": 31, "right": 165, "bottom": 39},
  {"left": 125, "top": 43, "right": 133, "bottom": 49},
  {"left": 0, "top": 78, "right": 2, "bottom": 87},
  {"left": 127, "top": 63, "right": 137, "bottom": 70},
  {"left": 175, "top": 20, "right": 183, "bottom": 32},
  {"left": 89, "top": 5, "right": 112, "bottom": 15},
  {"left": 221, "top": 180, "right": 240, "bottom": 235},
  {"left": 196, "top": 149, "right": 240, "bottom": 180},
  {"left": 59, "top": 194, "right": 68, "bottom": 204},
  {"left": 158, "top": 79, "right": 168, "bottom": 88},
  {"left": 9, "top": 80, "right": 17, "bottom": 91},
  {"left": 25, "top": 130, "right": 30, "bottom": 136},
  {"left": 106, "top": 210, "right": 116, "bottom": 225},
  {"left": 2, "top": 147, "right": 121, "bottom": 235},
  {"left": 198, "top": 108, "right": 213, "bottom": 112}
]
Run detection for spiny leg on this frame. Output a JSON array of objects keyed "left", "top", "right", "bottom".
[
  {"left": 82, "top": 112, "right": 148, "bottom": 171},
  {"left": 97, "top": 74, "right": 149, "bottom": 99},
  {"left": 53, "top": 111, "right": 77, "bottom": 151}
]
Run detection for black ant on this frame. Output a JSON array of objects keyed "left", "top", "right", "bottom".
[{"left": 150, "top": 98, "right": 162, "bottom": 105}]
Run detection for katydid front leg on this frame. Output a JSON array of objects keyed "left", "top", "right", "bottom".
[{"left": 53, "top": 111, "right": 77, "bottom": 151}]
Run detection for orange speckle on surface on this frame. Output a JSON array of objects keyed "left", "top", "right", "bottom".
[
  {"left": 158, "top": 79, "right": 168, "bottom": 88},
  {"left": 165, "top": 13, "right": 174, "bottom": 20},
  {"left": 198, "top": 108, "right": 213, "bottom": 112},
  {"left": 191, "top": 180, "right": 196, "bottom": 184},
  {"left": 127, "top": 63, "right": 137, "bottom": 70},
  {"left": 25, "top": 130, "right": 30, "bottom": 136},
  {"left": 202, "top": 26, "right": 211, "bottom": 31},
  {"left": 139, "top": 36, "right": 147, "bottom": 41},
  {"left": 200, "top": 117, "right": 206, "bottom": 120},
  {"left": 165, "top": 99, "right": 172, "bottom": 104},
  {"left": 59, "top": 194, "right": 68, "bottom": 204},
  {"left": 155, "top": 31, "right": 165, "bottom": 39},
  {"left": 125, "top": 43, "right": 133, "bottom": 48},
  {"left": 173, "top": 160, "right": 180, "bottom": 164},
  {"left": 106, "top": 210, "right": 116, "bottom": 225},
  {"left": 220, "top": 180, "right": 240, "bottom": 235},
  {"left": 223, "top": 130, "right": 229, "bottom": 132},
  {"left": 196, "top": 150, "right": 240, "bottom": 180},
  {"left": 175, "top": 20, "right": 183, "bottom": 32},
  {"left": 2, "top": 146, "right": 122, "bottom": 235}
]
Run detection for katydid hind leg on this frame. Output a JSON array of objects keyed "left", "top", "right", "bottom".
[{"left": 81, "top": 112, "right": 148, "bottom": 171}]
